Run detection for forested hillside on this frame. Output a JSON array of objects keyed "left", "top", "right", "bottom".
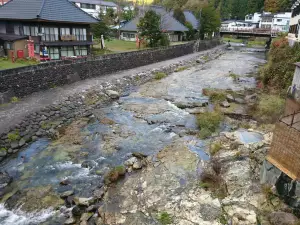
[{"left": 152, "top": 0, "right": 293, "bottom": 20}]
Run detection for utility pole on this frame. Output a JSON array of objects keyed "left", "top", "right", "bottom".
[{"left": 198, "top": 8, "right": 202, "bottom": 40}]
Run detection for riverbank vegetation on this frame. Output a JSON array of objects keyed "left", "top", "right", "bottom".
[
  {"left": 197, "top": 111, "right": 224, "bottom": 138},
  {"left": 260, "top": 37, "right": 300, "bottom": 92},
  {"left": 250, "top": 94, "right": 285, "bottom": 123}
]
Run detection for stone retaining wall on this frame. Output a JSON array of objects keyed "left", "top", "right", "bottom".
[
  {"left": 0, "top": 39, "right": 220, "bottom": 98},
  {"left": 0, "top": 43, "right": 223, "bottom": 161}
]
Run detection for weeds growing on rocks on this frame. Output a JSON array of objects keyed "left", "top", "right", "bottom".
[
  {"left": 154, "top": 72, "right": 167, "bottom": 80},
  {"left": 104, "top": 165, "right": 126, "bottom": 184},
  {"left": 157, "top": 212, "right": 173, "bottom": 225},
  {"left": 202, "top": 88, "right": 227, "bottom": 103},
  {"left": 229, "top": 73, "right": 239, "bottom": 81},
  {"left": 210, "top": 142, "right": 222, "bottom": 156},
  {"left": 250, "top": 94, "right": 284, "bottom": 123},
  {"left": 175, "top": 66, "right": 188, "bottom": 72},
  {"left": 197, "top": 111, "right": 224, "bottom": 139},
  {"left": 7, "top": 131, "right": 20, "bottom": 142}
]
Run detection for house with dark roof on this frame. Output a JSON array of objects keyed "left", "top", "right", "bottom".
[
  {"left": 120, "top": 6, "right": 190, "bottom": 42},
  {"left": 69, "top": 0, "right": 118, "bottom": 18},
  {"left": 0, "top": 0, "right": 98, "bottom": 60}
]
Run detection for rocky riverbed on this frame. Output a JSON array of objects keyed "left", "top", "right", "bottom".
[{"left": 0, "top": 47, "right": 294, "bottom": 225}]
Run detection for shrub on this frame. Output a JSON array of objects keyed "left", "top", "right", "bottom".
[
  {"left": 0, "top": 147, "right": 7, "bottom": 151},
  {"left": 7, "top": 131, "right": 20, "bottom": 142},
  {"left": 175, "top": 66, "right": 188, "bottom": 72},
  {"left": 251, "top": 94, "right": 285, "bottom": 123},
  {"left": 197, "top": 111, "right": 224, "bottom": 138},
  {"left": 10, "top": 97, "right": 19, "bottom": 103},
  {"left": 154, "top": 72, "right": 167, "bottom": 80},
  {"left": 209, "top": 142, "right": 222, "bottom": 156},
  {"left": 157, "top": 212, "right": 173, "bottom": 225},
  {"left": 202, "top": 88, "right": 227, "bottom": 103},
  {"left": 260, "top": 37, "right": 300, "bottom": 90}
]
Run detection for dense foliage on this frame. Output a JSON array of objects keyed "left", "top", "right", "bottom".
[
  {"left": 261, "top": 37, "right": 300, "bottom": 90},
  {"left": 153, "top": 0, "right": 291, "bottom": 20},
  {"left": 91, "top": 21, "right": 112, "bottom": 40},
  {"left": 200, "top": 6, "right": 221, "bottom": 38},
  {"left": 138, "top": 10, "right": 170, "bottom": 47}
]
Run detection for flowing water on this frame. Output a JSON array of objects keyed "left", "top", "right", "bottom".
[{"left": 0, "top": 48, "right": 266, "bottom": 224}]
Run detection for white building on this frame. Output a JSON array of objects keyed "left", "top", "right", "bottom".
[
  {"left": 272, "top": 12, "right": 291, "bottom": 32},
  {"left": 221, "top": 20, "right": 256, "bottom": 30},
  {"left": 259, "top": 12, "right": 273, "bottom": 29},
  {"left": 288, "top": 1, "right": 300, "bottom": 44},
  {"left": 245, "top": 13, "right": 261, "bottom": 27},
  {"left": 69, "top": 0, "right": 118, "bottom": 18}
]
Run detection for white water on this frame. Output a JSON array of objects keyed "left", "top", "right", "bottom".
[{"left": 0, "top": 204, "right": 54, "bottom": 225}]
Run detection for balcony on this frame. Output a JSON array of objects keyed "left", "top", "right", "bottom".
[{"left": 41, "top": 34, "right": 92, "bottom": 42}]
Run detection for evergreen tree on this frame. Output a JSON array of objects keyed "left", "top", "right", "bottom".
[
  {"left": 200, "top": 6, "right": 221, "bottom": 39},
  {"left": 138, "top": 10, "right": 169, "bottom": 47}
]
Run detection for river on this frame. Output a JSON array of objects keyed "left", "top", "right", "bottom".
[{"left": 0, "top": 46, "right": 266, "bottom": 224}]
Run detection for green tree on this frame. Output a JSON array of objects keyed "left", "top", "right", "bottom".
[
  {"left": 91, "top": 20, "right": 111, "bottom": 40},
  {"left": 173, "top": 8, "right": 186, "bottom": 24},
  {"left": 185, "top": 21, "right": 196, "bottom": 40},
  {"left": 121, "top": 9, "right": 135, "bottom": 21},
  {"left": 200, "top": 6, "right": 221, "bottom": 39},
  {"left": 138, "top": 10, "right": 167, "bottom": 47}
]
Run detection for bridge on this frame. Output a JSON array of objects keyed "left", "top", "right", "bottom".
[{"left": 220, "top": 28, "right": 279, "bottom": 38}]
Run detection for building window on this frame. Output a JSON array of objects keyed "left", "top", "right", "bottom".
[
  {"left": 277, "top": 19, "right": 282, "bottom": 22},
  {"left": 61, "top": 28, "right": 70, "bottom": 36},
  {"left": 23, "top": 26, "right": 30, "bottom": 35},
  {"left": 122, "top": 32, "right": 135, "bottom": 39},
  {"left": 4, "top": 42, "right": 13, "bottom": 50},
  {"left": 61, "top": 46, "right": 75, "bottom": 57},
  {"left": 49, "top": 47, "right": 59, "bottom": 60},
  {"left": 74, "top": 46, "right": 88, "bottom": 56},
  {"left": 80, "top": 3, "right": 96, "bottom": 9},
  {"left": 23, "top": 26, "right": 38, "bottom": 36},
  {"left": 42, "top": 27, "right": 59, "bottom": 41},
  {"left": 72, "top": 28, "right": 87, "bottom": 41}
]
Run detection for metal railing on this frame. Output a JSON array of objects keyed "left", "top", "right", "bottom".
[
  {"left": 41, "top": 34, "right": 92, "bottom": 42},
  {"left": 220, "top": 27, "right": 280, "bottom": 36}
]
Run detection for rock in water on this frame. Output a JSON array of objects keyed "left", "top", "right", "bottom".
[
  {"left": 81, "top": 160, "right": 96, "bottom": 169},
  {"left": 0, "top": 171, "right": 12, "bottom": 189},
  {"left": 269, "top": 211, "right": 298, "bottom": 225},
  {"left": 106, "top": 90, "right": 120, "bottom": 99}
]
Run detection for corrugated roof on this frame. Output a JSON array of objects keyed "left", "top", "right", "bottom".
[
  {"left": 69, "top": 0, "right": 118, "bottom": 7},
  {"left": 121, "top": 6, "right": 188, "bottom": 32},
  {"left": 0, "top": 0, "right": 98, "bottom": 23}
]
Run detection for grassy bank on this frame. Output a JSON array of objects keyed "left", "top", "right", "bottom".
[{"left": 0, "top": 57, "right": 38, "bottom": 70}]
